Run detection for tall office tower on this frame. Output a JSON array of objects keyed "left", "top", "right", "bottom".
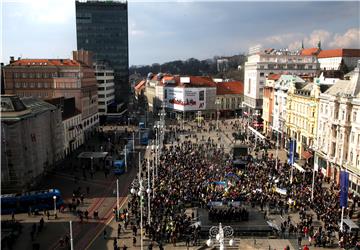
[{"left": 76, "top": 0, "right": 129, "bottom": 104}]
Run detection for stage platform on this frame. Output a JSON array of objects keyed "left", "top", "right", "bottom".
[{"left": 196, "top": 206, "right": 273, "bottom": 237}]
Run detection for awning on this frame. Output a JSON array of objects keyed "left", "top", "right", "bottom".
[
  {"left": 342, "top": 219, "right": 360, "bottom": 231},
  {"left": 293, "top": 162, "right": 305, "bottom": 173},
  {"left": 77, "top": 152, "right": 109, "bottom": 159},
  {"left": 302, "top": 151, "right": 313, "bottom": 160},
  {"left": 248, "top": 126, "right": 266, "bottom": 140}
]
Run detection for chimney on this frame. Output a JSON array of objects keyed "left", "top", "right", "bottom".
[{"left": 10, "top": 56, "right": 15, "bottom": 63}]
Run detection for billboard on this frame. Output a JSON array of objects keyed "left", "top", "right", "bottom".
[{"left": 164, "top": 87, "right": 206, "bottom": 111}]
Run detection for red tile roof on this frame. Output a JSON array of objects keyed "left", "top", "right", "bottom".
[
  {"left": 300, "top": 48, "right": 320, "bottom": 56},
  {"left": 318, "top": 49, "right": 360, "bottom": 58},
  {"left": 267, "top": 74, "right": 281, "bottom": 81},
  {"left": 10, "top": 59, "right": 81, "bottom": 67},
  {"left": 186, "top": 76, "right": 216, "bottom": 87},
  {"left": 134, "top": 80, "right": 146, "bottom": 91},
  {"left": 153, "top": 74, "right": 217, "bottom": 87},
  {"left": 216, "top": 81, "right": 244, "bottom": 95}
]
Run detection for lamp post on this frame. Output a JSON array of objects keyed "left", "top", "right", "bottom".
[
  {"left": 152, "top": 155, "right": 155, "bottom": 198},
  {"left": 311, "top": 145, "right": 317, "bottom": 201},
  {"left": 216, "top": 99, "right": 221, "bottom": 130},
  {"left": 69, "top": 221, "right": 74, "bottom": 250},
  {"left": 90, "top": 156, "right": 94, "bottom": 173},
  {"left": 133, "top": 131, "right": 135, "bottom": 152},
  {"left": 53, "top": 196, "right": 57, "bottom": 219},
  {"left": 147, "top": 160, "right": 151, "bottom": 225},
  {"left": 116, "top": 178, "right": 120, "bottom": 220},
  {"left": 130, "top": 179, "right": 144, "bottom": 250},
  {"left": 124, "top": 145, "right": 127, "bottom": 173},
  {"left": 275, "top": 124, "right": 281, "bottom": 170},
  {"left": 154, "top": 123, "right": 159, "bottom": 178},
  {"left": 206, "top": 223, "right": 234, "bottom": 250}
]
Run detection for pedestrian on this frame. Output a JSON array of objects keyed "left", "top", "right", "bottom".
[
  {"left": 103, "top": 229, "right": 107, "bottom": 239},
  {"left": 11, "top": 212, "right": 15, "bottom": 221},
  {"left": 298, "top": 235, "right": 302, "bottom": 247},
  {"left": 122, "top": 243, "right": 128, "bottom": 250},
  {"left": 132, "top": 236, "right": 136, "bottom": 246},
  {"left": 118, "top": 224, "right": 122, "bottom": 239}
]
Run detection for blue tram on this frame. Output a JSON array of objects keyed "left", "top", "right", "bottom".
[{"left": 1, "top": 189, "right": 64, "bottom": 214}]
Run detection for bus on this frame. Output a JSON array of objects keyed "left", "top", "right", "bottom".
[
  {"left": 113, "top": 159, "right": 126, "bottom": 175},
  {"left": 139, "top": 129, "right": 149, "bottom": 145},
  {"left": 1, "top": 189, "right": 64, "bottom": 214}
]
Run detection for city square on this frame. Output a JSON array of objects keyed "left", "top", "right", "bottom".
[{"left": 1, "top": 1, "right": 360, "bottom": 250}]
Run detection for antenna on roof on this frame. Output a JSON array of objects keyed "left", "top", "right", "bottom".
[{"left": 301, "top": 40, "right": 304, "bottom": 49}]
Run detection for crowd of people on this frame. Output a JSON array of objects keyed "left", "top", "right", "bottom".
[
  {"left": 126, "top": 118, "right": 359, "bottom": 249},
  {"left": 208, "top": 206, "right": 249, "bottom": 222}
]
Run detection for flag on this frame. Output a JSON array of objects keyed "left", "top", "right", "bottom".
[
  {"left": 340, "top": 171, "right": 349, "bottom": 208},
  {"left": 288, "top": 139, "right": 296, "bottom": 165}
]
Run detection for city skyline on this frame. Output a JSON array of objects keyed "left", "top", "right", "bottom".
[{"left": 2, "top": 0, "right": 360, "bottom": 65}]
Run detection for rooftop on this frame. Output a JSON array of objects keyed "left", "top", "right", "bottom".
[
  {"left": 300, "top": 48, "right": 320, "bottom": 56},
  {"left": 1, "top": 96, "right": 57, "bottom": 122},
  {"left": 318, "top": 49, "right": 360, "bottom": 58},
  {"left": 8, "top": 59, "right": 81, "bottom": 67},
  {"left": 324, "top": 64, "right": 360, "bottom": 97},
  {"left": 216, "top": 81, "right": 244, "bottom": 95}
]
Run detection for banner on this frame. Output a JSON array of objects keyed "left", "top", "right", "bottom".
[
  {"left": 340, "top": 171, "right": 349, "bottom": 208},
  {"left": 288, "top": 140, "right": 296, "bottom": 165},
  {"left": 225, "top": 172, "right": 241, "bottom": 180},
  {"left": 164, "top": 87, "right": 206, "bottom": 111}
]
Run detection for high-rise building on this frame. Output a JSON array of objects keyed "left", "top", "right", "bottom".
[
  {"left": 75, "top": 0, "right": 129, "bottom": 104},
  {"left": 94, "top": 60, "right": 115, "bottom": 115}
]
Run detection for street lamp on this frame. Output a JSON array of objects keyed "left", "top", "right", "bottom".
[
  {"left": 90, "top": 156, "right": 94, "bottom": 172},
  {"left": 206, "top": 223, "right": 234, "bottom": 250},
  {"left": 216, "top": 99, "right": 221, "bottom": 130},
  {"left": 53, "top": 196, "right": 57, "bottom": 219}
]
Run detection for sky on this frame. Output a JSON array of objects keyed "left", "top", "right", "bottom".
[{"left": 1, "top": 0, "right": 360, "bottom": 66}]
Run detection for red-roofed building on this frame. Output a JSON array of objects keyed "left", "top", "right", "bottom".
[
  {"left": 300, "top": 48, "right": 320, "bottom": 56},
  {"left": 140, "top": 73, "right": 218, "bottom": 119},
  {"left": 216, "top": 81, "right": 244, "bottom": 117},
  {"left": 4, "top": 51, "right": 99, "bottom": 141},
  {"left": 317, "top": 49, "right": 360, "bottom": 70}
]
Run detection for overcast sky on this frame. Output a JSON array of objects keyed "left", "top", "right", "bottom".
[{"left": 2, "top": 0, "right": 360, "bottom": 66}]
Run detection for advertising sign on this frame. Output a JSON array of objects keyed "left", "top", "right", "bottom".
[{"left": 165, "top": 87, "right": 206, "bottom": 111}]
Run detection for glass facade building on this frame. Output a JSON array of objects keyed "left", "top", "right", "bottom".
[{"left": 76, "top": 0, "right": 129, "bottom": 103}]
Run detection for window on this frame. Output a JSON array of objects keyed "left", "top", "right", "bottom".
[
  {"left": 199, "top": 90, "right": 204, "bottom": 101},
  {"left": 351, "top": 132, "right": 355, "bottom": 143},
  {"left": 248, "top": 79, "right": 251, "bottom": 94},
  {"left": 15, "top": 82, "right": 20, "bottom": 88},
  {"left": 30, "top": 82, "right": 35, "bottom": 88},
  {"left": 260, "top": 72, "right": 264, "bottom": 77},
  {"left": 23, "top": 82, "right": 27, "bottom": 88},
  {"left": 353, "top": 112, "right": 357, "bottom": 122}
]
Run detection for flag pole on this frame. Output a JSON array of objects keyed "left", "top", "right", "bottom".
[{"left": 340, "top": 206, "right": 345, "bottom": 232}]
